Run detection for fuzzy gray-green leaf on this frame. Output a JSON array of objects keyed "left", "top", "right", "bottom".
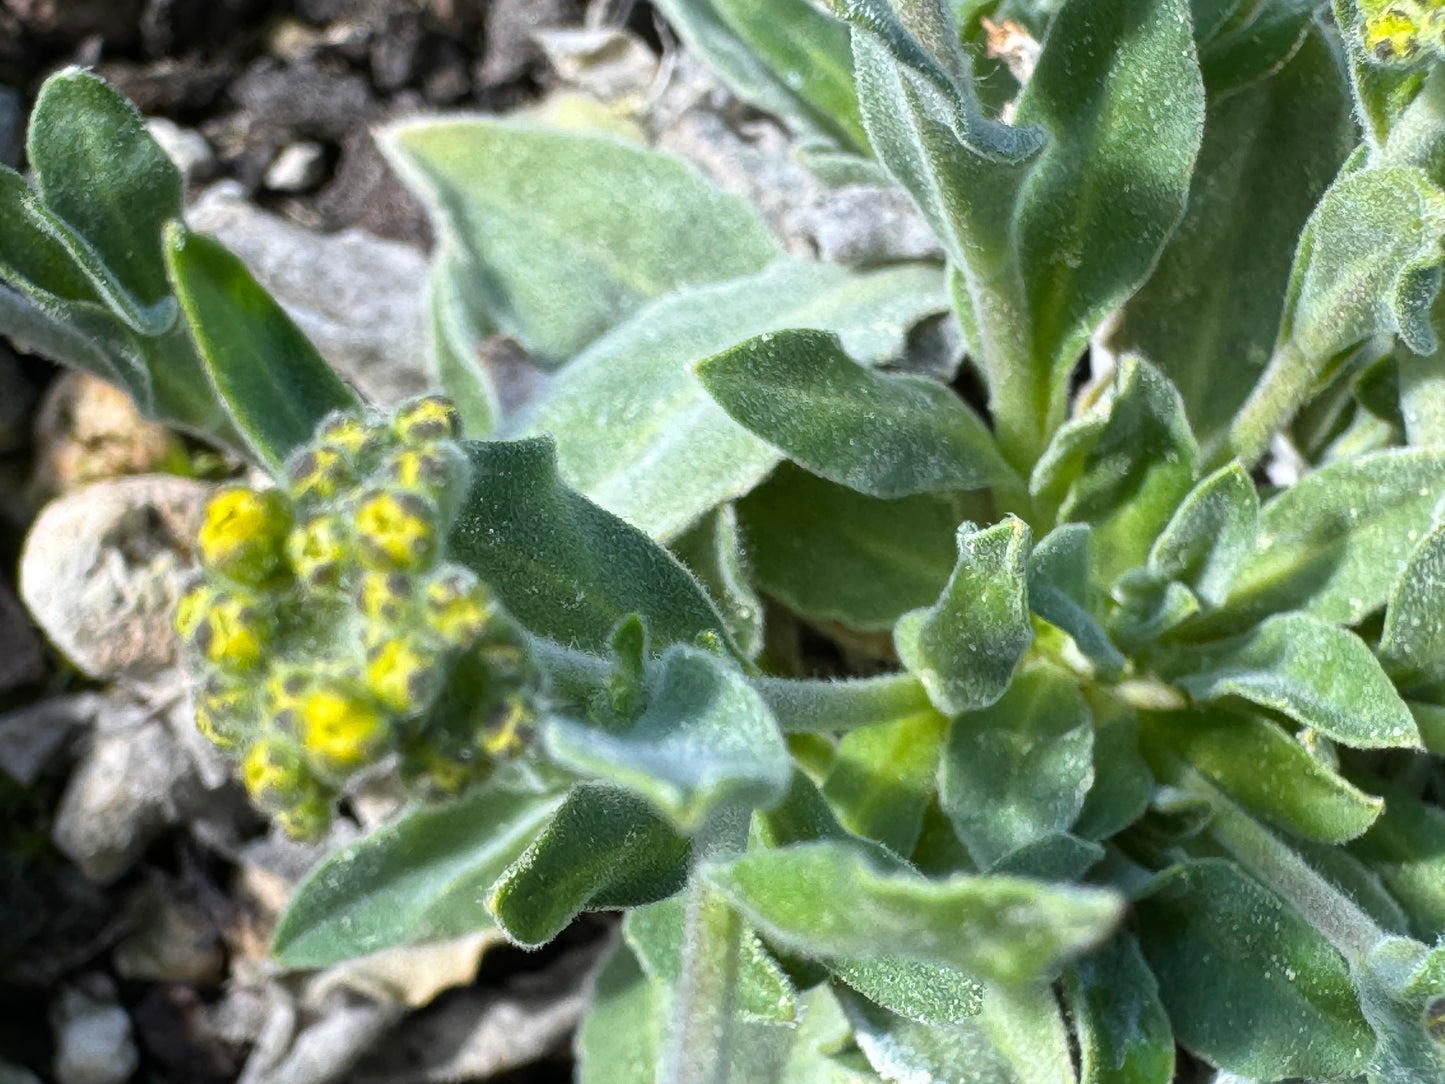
[
  {"left": 696, "top": 327, "right": 1016, "bottom": 499},
  {"left": 739, "top": 464, "right": 963, "bottom": 632},
  {"left": 1134, "top": 858, "right": 1373, "bottom": 1081},
  {"left": 838, "top": 981, "right": 1076, "bottom": 1084},
  {"left": 704, "top": 841, "right": 1123, "bottom": 986},
  {"left": 1063, "top": 933, "right": 1174, "bottom": 1084},
  {"left": 381, "top": 117, "right": 782, "bottom": 363},
  {"left": 1140, "top": 709, "right": 1384, "bottom": 843},
  {"left": 823, "top": 711, "right": 948, "bottom": 855},
  {"left": 1113, "top": 30, "right": 1353, "bottom": 448},
  {"left": 576, "top": 940, "right": 665, "bottom": 1084},
  {"left": 515, "top": 259, "right": 947, "bottom": 540},
  {"left": 1379, "top": 521, "right": 1445, "bottom": 690},
  {"left": 895, "top": 517, "right": 1034, "bottom": 716},
  {"left": 449, "top": 438, "right": 728, "bottom": 653},
  {"left": 164, "top": 223, "right": 359, "bottom": 472},
  {"left": 940, "top": 666, "right": 1095, "bottom": 868},
  {"left": 1146, "top": 461, "right": 1260, "bottom": 609},
  {"left": 272, "top": 776, "right": 564, "bottom": 968},
  {"left": 1216, "top": 447, "right": 1445, "bottom": 628},
  {"left": 545, "top": 645, "right": 790, "bottom": 832},
  {"left": 652, "top": 0, "right": 868, "bottom": 153},
  {"left": 487, "top": 783, "right": 690, "bottom": 947},
  {"left": 1028, "top": 524, "right": 1127, "bottom": 677},
  {"left": 1162, "top": 611, "right": 1420, "bottom": 749}
]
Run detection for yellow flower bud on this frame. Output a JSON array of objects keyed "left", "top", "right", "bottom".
[
  {"left": 193, "top": 677, "right": 252, "bottom": 749},
  {"left": 262, "top": 665, "right": 314, "bottom": 730},
  {"left": 242, "top": 737, "right": 315, "bottom": 812},
  {"left": 175, "top": 582, "right": 216, "bottom": 642},
  {"left": 358, "top": 570, "right": 413, "bottom": 626},
  {"left": 287, "top": 446, "right": 353, "bottom": 503},
  {"left": 316, "top": 413, "right": 378, "bottom": 456},
  {"left": 392, "top": 396, "right": 462, "bottom": 443},
  {"left": 275, "top": 791, "right": 333, "bottom": 841},
  {"left": 197, "top": 487, "right": 290, "bottom": 586},
  {"left": 479, "top": 698, "right": 531, "bottom": 758},
  {"left": 1366, "top": 8, "right": 1423, "bottom": 61},
  {"left": 299, "top": 689, "right": 389, "bottom": 773},
  {"left": 385, "top": 443, "right": 464, "bottom": 497},
  {"left": 355, "top": 490, "right": 437, "bottom": 571},
  {"left": 365, "top": 638, "right": 438, "bottom": 713},
  {"left": 287, "top": 514, "right": 350, "bottom": 592},
  {"left": 423, "top": 569, "right": 493, "bottom": 647},
  {"left": 187, "top": 589, "right": 268, "bottom": 672}
]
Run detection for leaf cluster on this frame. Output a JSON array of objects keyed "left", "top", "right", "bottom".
[{"left": 7, "top": 1, "right": 1445, "bottom": 1080}]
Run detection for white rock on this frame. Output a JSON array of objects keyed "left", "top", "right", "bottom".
[
  {"left": 51, "top": 707, "right": 201, "bottom": 884},
  {"left": 19, "top": 474, "right": 211, "bottom": 681},
  {"left": 50, "top": 989, "right": 138, "bottom": 1084},
  {"left": 265, "top": 141, "right": 327, "bottom": 193},
  {"left": 146, "top": 117, "right": 216, "bottom": 186},
  {"left": 187, "top": 182, "right": 430, "bottom": 407},
  {"left": 0, "top": 693, "right": 101, "bottom": 786}
]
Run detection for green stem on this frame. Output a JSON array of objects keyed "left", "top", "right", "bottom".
[
  {"left": 1178, "top": 766, "right": 1386, "bottom": 965},
  {"left": 660, "top": 807, "right": 751, "bottom": 1084},
  {"left": 1222, "top": 337, "right": 1313, "bottom": 471}
]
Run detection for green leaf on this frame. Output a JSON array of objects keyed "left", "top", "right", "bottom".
[
  {"left": 449, "top": 438, "right": 727, "bottom": 654},
  {"left": 823, "top": 711, "right": 948, "bottom": 855},
  {"left": 704, "top": 841, "right": 1123, "bottom": 986},
  {"left": 271, "top": 775, "right": 564, "bottom": 968},
  {"left": 516, "top": 259, "right": 948, "bottom": 540},
  {"left": 1010, "top": 0, "right": 1204, "bottom": 417},
  {"left": 651, "top": 0, "right": 869, "bottom": 153},
  {"left": 669, "top": 505, "right": 765, "bottom": 661},
  {"left": 27, "top": 68, "right": 181, "bottom": 313},
  {"left": 380, "top": 116, "right": 782, "bottom": 363},
  {"left": 1160, "top": 611, "right": 1420, "bottom": 749},
  {"left": 1195, "top": 0, "right": 1319, "bottom": 95},
  {"left": 1379, "top": 521, "right": 1445, "bottom": 690},
  {"left": 990, "top": 832, "right": 1105, "bottom": 882},
  {"left": 1073, "top": 697, "right": 1154, "bottom": 842},
  {"left": 1140, "top": 709, "right": 1384, "bottom": 844},
  {"left": 738, "top": 463, "right": 962, "bottom": 632},
  {"left": 1292, "top": 167, "right": 1445, "bottom": 360},
  {"left": 755, "top": 672, "right": 937, "bottom": 735},
  {"left": 164, "top": 223, "right": 360, "bottom": 473},
  {"left": 545, "top": 645, "right": 791, "bottom": 833},
  {"left": 1038, "top": 357, "right": 1200, "bottom": 588},
  {"left": 1062, "top": 934, "right": 1174, "bottom": 1084},
  {"left": 696, "top": 328, "right": 1017, "bottom": 499},
  {"left": 1113, "top": 29, "right": 1353, "bottom": 448},
  {"left": 624, "top": 896, "right": 797, "bottom": 1024},
  {"left": 838, "top": 981, "right": 1076, "bottom": 1084},
  {"left": 1349, "top": 773, "right": 1445, "bottom": 941},
  {"left": 1144, "top": 462, "right": 1259, "bottom": 609},
  {"left": 1134, "top": 858, "right": 1373, "bottom": 1081},
  {"left": 487, "top": 783, "right": 690, "bottom": 947},
  {"left": 576, "top": 939, "right": 665, "bottom": 1084},
  {"left": 827, "top": 957, "right": 983, "bottom": 1025},
  {"left": 427, "top": 241, "right": 499, "bottom": 437},
  {"left": 1027, "top": 524, "right": 1127, "bottom": 678},
  {"left": 939, "top": 666, "right": 1094, "bottom": 868},
  {"left": 1215, "top": 447, "right": 1445, "bottom": 628},
  {"left": 894, "top": 517, "right": 1034, "bottom": 717}
]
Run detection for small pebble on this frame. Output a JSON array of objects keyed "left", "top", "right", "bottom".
[
  {"left": 51, "top": 988, "right": 139, "bottom": 1084},
  {"left": 265, "top": 141, "right": 328, "bottom": 192},
  {"left": 146, "top": 117, "right": 216, "bottom": 185}
]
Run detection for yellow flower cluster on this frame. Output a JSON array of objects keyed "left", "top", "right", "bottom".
[
  {"left": 1359, "top": 0, "right": 1445, "bottom": 65},
  {"left": 176, "top": 397, "right": 538, "bottom": 839}
]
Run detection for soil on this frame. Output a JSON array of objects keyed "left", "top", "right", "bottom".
[{"left": 0, "top": 2, "right": 672, "bottom": 1081}]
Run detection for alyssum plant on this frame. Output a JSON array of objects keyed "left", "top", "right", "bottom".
[{"left": 7, "top": 0, "right": 1445, "bottom": 1079}]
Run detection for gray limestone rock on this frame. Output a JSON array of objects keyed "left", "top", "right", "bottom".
[
  {"left": 187, "top": 182, "right": 430, "bottom": 406},
  {"left": 19, "top": 474, "right": 210, "bottom": 682},
  {"left": 50, "top": 988, "right": 139, "bottom": 1084}
]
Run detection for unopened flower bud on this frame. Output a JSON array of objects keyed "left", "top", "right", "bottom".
[
  {"left": 243, "top": 737, "right": 317, "bottom": 812},
  {"left": 392, "top": 395, "right": 462, "bottom": 443},
  {"left": 422, "top": 568, "right": 492, "bottom": 647},
  {"left": 365, "top": 638, "right": 439, "bottom": 714},
  {"left": 287, "top": 513, "right": 350, "bottom": 592},
  {"left": 183, "top": 587, "right": 269, "bottom": 672},
  {"left": 355, "top": 489, "right": 437, "bottom": 571},
  {"left": 299, "top": 688, "right": 390, "bottom": 774},
  {"left": 287, "top": 446, "right": 354, "bottom": 504},
  {"left": 197, "top": 487, "right": 291, "bottom": 586},
  {"left": 193, "top": 676, "right": 253, "bottom": 749},
  {"left": 358, "top": 570, "right": 413, "bottom": 626}
]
